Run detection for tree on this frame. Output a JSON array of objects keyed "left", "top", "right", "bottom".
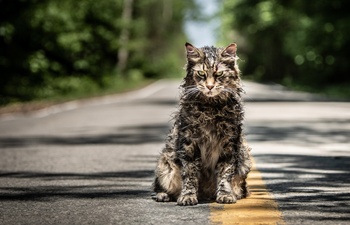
[
  {"left": 220, "top": 0, "right": 350, "bottom": 93},
  {"left": 0, "top": 0, "right": 197, "bottom": 104}
]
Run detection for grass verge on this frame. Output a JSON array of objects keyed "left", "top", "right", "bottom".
[{"left": 0, "top": 77, "right": 154, "bottom": 115}]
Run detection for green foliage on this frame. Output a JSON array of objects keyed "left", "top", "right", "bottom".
[
  {"left": 220, "top": 0, "right": 350, "bottom": 97},
  {"left": 0, "top": 0, "right": 194, "bottom": 105}
]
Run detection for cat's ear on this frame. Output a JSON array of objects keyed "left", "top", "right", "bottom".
[
  {"left": 221, "top": 43, "right": 237, "bottom": 57},
  {"left": 185, "top": 42, "right": 202, "bottom": 62}
]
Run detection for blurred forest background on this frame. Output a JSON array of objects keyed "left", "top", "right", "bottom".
[
  {"left": 1, "top": 0, "right": 349, "bottom": 106},
  {"left": 220, "top": 0, "right": 350, "bottom": 98},
  {"left": 0, "top": 0, "right": 197, "bottom": 105}
]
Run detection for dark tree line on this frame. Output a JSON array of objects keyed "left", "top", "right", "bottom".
[
  {"left": 221, "top": 0, "right": 350, "bottom": 97},
  {"left": 0, "top": 0, "right": 196, "bottom": 104}
]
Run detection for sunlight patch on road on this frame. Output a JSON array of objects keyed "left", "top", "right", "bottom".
[{"left": 210, "top": 159, "right": 285, "bottom": 225}]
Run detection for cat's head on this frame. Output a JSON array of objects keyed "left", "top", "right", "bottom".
[{"left": 184, "top": 43, "right": 241, "bottom": 98}]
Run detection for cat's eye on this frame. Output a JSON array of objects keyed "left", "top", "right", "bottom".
[
  {"left": 216, "top": 71, "right": 224, "bottom": 77},
  {"left": 197, "top": 71, "right": 206, "bottom": 77}
]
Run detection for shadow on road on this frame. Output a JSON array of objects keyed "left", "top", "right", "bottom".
[
  {"left": 254, "top": 154, "right": 350, "bottom": 221},
  {"left": 247, "top": 118, "right": 350, "bottom": 145},
  {"left": 0, "top": 124, "right": 170, "bottom": 148},
  {"left": 0, "top": 121, "right": 166, "bottom": 202},
  {"left": 0, "top": 170, "right": 154, "bottom": 201}
]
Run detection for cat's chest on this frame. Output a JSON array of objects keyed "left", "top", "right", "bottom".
[
  {"left": 196, "top": 122, "right": 223, "bottom": 170},
  {"left": 181, "top": 108, "right": 235, "bottom": 169},
  {"left": 193, "top": 109, "right": 233, "bottom": 134}
]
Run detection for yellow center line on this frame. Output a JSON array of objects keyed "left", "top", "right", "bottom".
[{"left": 210, "top": 159, "right": 285, "bottom": 225}]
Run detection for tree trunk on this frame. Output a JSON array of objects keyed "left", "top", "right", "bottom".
[{"left": 117, "top": 0, "right": 133, "bottom": 75}]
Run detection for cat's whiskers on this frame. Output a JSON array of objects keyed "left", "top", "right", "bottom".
[
  {"left": 223, "top": 87, "right": 240, "bottom": 96},
  {"left": 184, "top": 87, "right": 200, "bottom": 97},
  {"left": 183, "top": 85, "right": 198, "bottom": 91},
  {"left": 184, "top": 85, "right": 201, "bottom": 97}
]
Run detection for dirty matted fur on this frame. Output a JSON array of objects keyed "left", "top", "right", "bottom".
[{"left": 152, "top": 42, "right": 252, "bottom": 206}]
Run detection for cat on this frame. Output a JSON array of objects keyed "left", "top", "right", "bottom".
[{"left": 152, "top": 42, "right": 252, "bottom": 206}]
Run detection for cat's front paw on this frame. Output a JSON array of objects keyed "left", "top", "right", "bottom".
[
  {"left": 154, "top": 192, "right": 170, "bottom": 202},
  {"left": 177, "top": 194, "right": 198, "bottom": 206},
  {"left": 216, "top": 193, "right": 237, "bottom": 204}
]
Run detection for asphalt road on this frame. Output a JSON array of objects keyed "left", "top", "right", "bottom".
[{"left": 0, "top": 80, "right": 349, "bottom": 224}]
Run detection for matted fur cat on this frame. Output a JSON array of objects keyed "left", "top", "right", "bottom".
[{"left": 152, "top": 42, "right": 252, "bottom": 206}]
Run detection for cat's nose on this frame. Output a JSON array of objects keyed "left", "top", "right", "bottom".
[{"left": 206, "top": 84, "right": 214, "bottom": 90}]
